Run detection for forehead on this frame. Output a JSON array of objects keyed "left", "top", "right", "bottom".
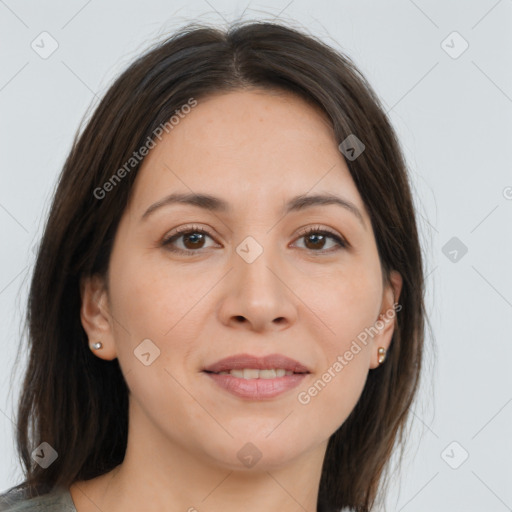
[{"left": 128, "top": 89, "right": 365, "bottom": 216}]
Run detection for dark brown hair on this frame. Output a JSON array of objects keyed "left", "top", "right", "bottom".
[{"left": 8, "top": 19, "right": 427, "bottom": 512}]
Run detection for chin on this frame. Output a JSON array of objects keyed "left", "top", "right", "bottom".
[{"left": 195, "top": 430, "right": 317, "bottom": 472}]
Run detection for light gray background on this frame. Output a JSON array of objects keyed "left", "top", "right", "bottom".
[{"left": 1, "top": 0, "right": 511, "bottom": 510}]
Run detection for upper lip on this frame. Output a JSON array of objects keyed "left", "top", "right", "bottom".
[{"left": 203, "top": 353, "right": 311, "bottom": 373}]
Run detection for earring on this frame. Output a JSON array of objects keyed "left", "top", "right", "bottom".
[
  {"left": 377, "top": 347, "right": 386, "bottom": 365},
  {"left": 91, "top": 341, "right": 103, "bottom": 350}
]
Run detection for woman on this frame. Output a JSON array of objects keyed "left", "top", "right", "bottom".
[{"left": 0, "top": 19, "right": 426, "bottom": 512}]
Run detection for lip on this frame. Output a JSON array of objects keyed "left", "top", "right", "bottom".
[
  {"left": 203, "top": 353, "right": 311, "bottom": 400},
  {"left": 203, "top": 353, "right": 311, "bottom": 373}
]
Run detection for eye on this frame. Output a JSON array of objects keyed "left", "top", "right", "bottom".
[
  {"left": 161, "top": 224, "right": 348, "bottom": 256},
  {"left": 161, "top": 225, "right": 217, "bottom": 255},
  {"left": 292, "top": 226, "right": 348, "bottom": 253}
]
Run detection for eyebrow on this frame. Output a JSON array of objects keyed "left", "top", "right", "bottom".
[{"left": 141, "top": 192, "right": 366, "bottom": 228}]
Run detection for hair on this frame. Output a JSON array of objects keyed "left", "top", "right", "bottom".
[{"left": 7, "top": 19, "right": 427, "bottom": 512}]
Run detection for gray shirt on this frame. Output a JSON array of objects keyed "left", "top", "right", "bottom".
[{"left": 0, "top": 486, "right": 77, "bottom": 512}]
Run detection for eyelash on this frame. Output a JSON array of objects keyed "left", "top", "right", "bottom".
[{"left": 161, "top": 224, "right": 348, "bottom": 256}]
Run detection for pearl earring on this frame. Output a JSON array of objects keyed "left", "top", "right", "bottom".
[
  {"left": 91, "top": 341, "right": 103, "bottom": 350},
  {"left": 377, "top": 347, "right": 386, "bottom": 365}
]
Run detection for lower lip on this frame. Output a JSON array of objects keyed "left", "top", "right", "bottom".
[{"left": 204, "top": 372, "right": 308, "bottom": 399}]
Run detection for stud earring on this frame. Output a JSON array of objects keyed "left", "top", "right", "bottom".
[
  {"left": 91, "top": 341, "right": 103, "bottom": 350},
  {"left": 377, "top": 347, "right": 386, "bottom": 365}
]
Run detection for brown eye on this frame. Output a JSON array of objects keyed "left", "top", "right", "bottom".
[
  {"left": 162, "top": 226, "right": 217, "bottom": 255},
  {"left": 293, "top": 227, "right": 347, "bottom": 253},
  {"left": 180, "top": 232, "right": 207, "bottom": 250},
  {"left": 161, "top": 225, "right": 347, "bottom": 257},
  {"left": 303, "top": 232, "right": 328, "bottom": 250}
]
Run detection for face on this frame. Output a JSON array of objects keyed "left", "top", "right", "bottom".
[{"left": 81, "top": 89, "right": 401, "bottom": 471}]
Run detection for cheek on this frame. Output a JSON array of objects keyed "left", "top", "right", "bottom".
[
  {"left": 109, "top": 248, "right": 203, "bottom": 335},
  {"left": 108, "top": 254, "right": 208, "bottom": 383},
  {"left": 320, "top": 263, "right": 382, "bottom": 339},
  {"left": 304, "top": 263, "right": 380, "bottom": 397},
  {"left": 303, "top": 356, "right": 370, "bottom": 436},
  {"left": 296, "top": 330, "right": 372, "bottom": 435}
]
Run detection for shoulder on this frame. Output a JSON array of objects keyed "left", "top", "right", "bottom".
[{"left": 0, "top": 485, "right": 76, "bottom": 512}]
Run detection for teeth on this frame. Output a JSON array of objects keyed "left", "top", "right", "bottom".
[
  {"left": 258, "top": 369, "right": 276, "bottom": 379},
  {"left": 217, "top": 369, "right": 295, "bottom": 379}
]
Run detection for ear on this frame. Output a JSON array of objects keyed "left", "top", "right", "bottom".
[
  {"left": 369, "top": 270, "right": 403, "bottom": 369},
  {"left": 80, "top": 274, "right": 118, "bottom": 361}
]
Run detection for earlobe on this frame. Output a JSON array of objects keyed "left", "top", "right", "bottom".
[{"left": 80, "top": 274, "right": 118, "bottom": 361}]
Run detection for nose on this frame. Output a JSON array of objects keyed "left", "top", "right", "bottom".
[{"left": 217, "top": 239, "right": 298, "bottom": 333}]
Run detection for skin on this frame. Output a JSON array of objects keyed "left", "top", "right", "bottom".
[{"left": 72, "top": 89, "right": 402, "bottom": 512}]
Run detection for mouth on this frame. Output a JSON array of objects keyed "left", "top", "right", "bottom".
[
  {"left": 204, "top": 368, "right": 306, "bottom": 378},
  {"left": 203, "top": 352, "right": 311, "bottom": 374},
  {"left": 202, "top": 353, "right": 311, "bottom": 400}
]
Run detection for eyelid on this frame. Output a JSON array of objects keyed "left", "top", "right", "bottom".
[
  {"left": 161, "top": 223, "right": 349, "bottom": 254},
  {"left": 161, "top": 224, "right": 218, "bottom": 249},
  {"left": 294, "top": 224, "right": 349, "bottom": 248}
]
